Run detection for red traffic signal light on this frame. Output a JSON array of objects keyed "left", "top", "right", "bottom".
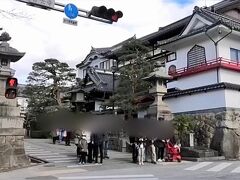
[
  {"left": 90, "top": 6, "right": 123, "bottom": 22},
  {"left": 5, "top": 77, "right": 18, "bottom": 99}
]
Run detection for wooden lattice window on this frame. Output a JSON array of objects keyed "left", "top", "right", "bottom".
[{"left": 187, "top": 45, "right": 206, "bottom": 68}]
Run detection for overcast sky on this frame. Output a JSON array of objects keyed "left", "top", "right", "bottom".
[{"left": 0, "top": 0, "right": 221, "bottom": 84}]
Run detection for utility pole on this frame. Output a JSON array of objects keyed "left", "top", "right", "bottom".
[{"left": 111, "top": 65, "right": 117, "bottom": 112}]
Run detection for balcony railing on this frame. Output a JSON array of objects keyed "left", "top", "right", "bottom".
[{"left": 168, "top": 57, "right": 240, "bottom": 77}]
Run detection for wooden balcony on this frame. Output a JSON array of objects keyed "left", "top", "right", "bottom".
[{"left": 169, "top": 57, "right": 240, "bottom": 78}]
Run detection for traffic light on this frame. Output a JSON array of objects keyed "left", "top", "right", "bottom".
[
  {"left": 5, "top": 77, "right": 18, "bottom": 99},
  {"left": 90, "top": 6, "right": 123, "bottom": 22}
]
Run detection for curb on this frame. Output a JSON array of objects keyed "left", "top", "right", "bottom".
[{"left": 182, "top": 156, "right": 225, "bottom": 162}]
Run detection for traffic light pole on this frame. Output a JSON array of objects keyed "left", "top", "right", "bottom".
[{"left": 15, "top": 0, "right": 113, "bottom": 24}]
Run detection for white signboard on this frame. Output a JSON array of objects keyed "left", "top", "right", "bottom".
[
  {"left": 189, "top": 133, "right": 194, "bottom": 147},
  {"left": 63, "top": 18, "right": 78, "bottom": 26},
  {"left": 28, "top": 0, "right": 55, "bottom": 9}
]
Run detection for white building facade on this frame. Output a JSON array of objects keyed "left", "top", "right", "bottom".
[
  {"left": 159, "top": 3, "right": 240, "bottom": 158},
  {"left": 71, "top": 37, "right": 136, "bottom": 112}
]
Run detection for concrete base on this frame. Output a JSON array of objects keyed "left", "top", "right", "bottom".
[{"left": 181, "top": 146, "right": 225, "bottom": 161}]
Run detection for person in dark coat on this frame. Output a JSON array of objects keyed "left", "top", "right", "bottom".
[
  {"left": 154, "top": 139, "right": 165, "bottom": 162},
  {"left": 92, "top": 133, "right": 104, "bottom": 164},
  {"left": 78, "top": 134, "right": 88, "bottom": 164},
  {"left": 65, "top": 130, "right": 71, "bottom": 146},
  {"left": 87, "top": 132, "right": 93, "bottom": 163},
  {"left": 129, "top": 136, "right": 138, "bottom": 163}
]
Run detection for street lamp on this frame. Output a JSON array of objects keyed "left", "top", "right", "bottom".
[{"left": 111, "top": 65, "right": 117, "bottom": 111}]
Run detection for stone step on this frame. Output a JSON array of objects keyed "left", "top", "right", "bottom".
[
  {"left": 182, "top": 156, "right": 225, "bottom": 162},
  {"left": 181, "top": 147, "right": 219, "bottom": 158}
]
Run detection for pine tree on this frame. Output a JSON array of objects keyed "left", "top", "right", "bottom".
[
  {"left": 24, "top": 59, "right": 75, "bottom": 115},
  {"left": 114, "top": 39, "right": 154, "bottom": 118}
]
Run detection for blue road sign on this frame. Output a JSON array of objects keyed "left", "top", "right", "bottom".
[{"left": 64, "top": 3, "right": 78, "bottom": 19}]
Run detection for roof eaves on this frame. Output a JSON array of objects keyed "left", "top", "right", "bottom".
[
  {"left": 158, "top": 22, "right": 221, "bottom": 46},
  {"left": 139, "top": 15, "right": 192, "bottom": 42},
  {"left": 210, "top": 0, "right": 240, "bottom": 13},
  {"left": 163, "top": 82, "right": 240, "bottom": 100}
]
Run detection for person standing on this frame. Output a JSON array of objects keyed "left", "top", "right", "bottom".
[
  {"left": 92, "top": 133, "right": 104, "bottom": 164},
  {"left": 154, "top": 138, "right": 165, "bottom": 162},
  {"left": 129, "top": 136, "right": 138, "bottom": 163},
  {"left": 103, "top": 132, "right": 109, "bottom": 159},
  {"left": 86, "top": 131, "right": 93, "bottom": 163},
  {"left": 65, "top": 130, "right": 71, "bottom": 146},
  {"left": 78, "top": 134, "right": 88, "bottom": 165},
  {"left": 58, "top": 129, "right": 62, "bottom": 143},
  {"left": 138, "top": 138, "right": 145, "bottom": 165},
  {"left": 51, "top": 129, "right": 58, "bottom": 144},
  {"left": 74, "top": 134, "right": 80, "bottom": 158},
  {"left": 149, "top": 139, "right": 157, "bottom": 164},
  {"left": 62, "top": 129, "right": 67, "bottom": 144}
]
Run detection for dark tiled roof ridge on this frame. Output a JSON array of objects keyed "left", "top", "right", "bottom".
[
  {"left": 163, "top": 82, "right": 240, "bottom": 99},
  {"left": 91, "top": 47, "right": 111, "bottom": 53},
  {"left": 139, "top": 15, "right": 191, "bottom": 42},
  {"left": 209, "top": 0, "right": 240, "bottom": 12},
  {"left": 200, "top": 7, "right": 240, "bottom": 25},
  {"left": 91, "top": 35, "right": 136, "bottom": 52}
]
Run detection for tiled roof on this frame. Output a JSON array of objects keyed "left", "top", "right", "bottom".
[
  {"left": 0, "top": 42, "right": 25, "bottom": 62},
  {"left": 139, "top": 15, "right": 191, "bottom": 43},
  {"left": 76, "top": 36, "right": 136, "bottom": 68},
  {"left": 71, "top": 68, "right": 119, "bottom": 94},
  {"left": 84, "top": 72, "right": 119, "bottom": 93},
  {"left": 208, "top": 0, "right": 240, "bottom": 13},
  {"left": 200, "top": 7, "right": 240, "bottom": 30},
  {"left": 158, "top": 7, "right": 240, "bottom": 46},
  {"left": 139, "top": 0, "right": 240, "bottom": 44},
  {"left": 91, "top": 47, "right": 111, "bottom": 54},
  {"left": 163, "top": 82, "right": 240, "bottom": 99}
]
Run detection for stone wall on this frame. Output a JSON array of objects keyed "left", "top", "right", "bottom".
[
  {"left": 0, "top": 128, "right": 30, "bottom": 171},
  {"left": 178, "top": 108, "right": 240, "bottom": 159},
  {"left": 0, "top": 97, "right": 30, "bottom": 170}
]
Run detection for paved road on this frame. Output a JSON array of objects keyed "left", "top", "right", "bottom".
[{"left": 0, "top": 139, "right": 240, "bottom": 180}]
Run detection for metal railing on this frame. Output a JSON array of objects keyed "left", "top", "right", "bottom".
[{"left": 169, "top": 57, "right": 240, "bottom": 77}]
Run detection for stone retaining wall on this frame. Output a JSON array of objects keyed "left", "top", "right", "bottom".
[{"left": 178, "top": 108, "right": 240, "bottom": 159}]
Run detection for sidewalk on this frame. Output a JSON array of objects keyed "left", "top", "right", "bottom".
[{"left": 0, "top": 138, "right": 188, "bottom": 180}]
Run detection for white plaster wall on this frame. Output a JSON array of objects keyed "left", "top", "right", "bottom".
[
  {"left": 166, "top": 38, "right": 216, "bottom": 72},
  {"left": 164, "top": 90, "right": 226, "bottom": 113},
  {"left": 77, "top": 57, "right": 107, "bottom": 79},
  {"left": 168, "top": 70, "right": 218, "bottom": 90},
  {"left": 219, "top": 69, "right": 240, "bottom": 85},
  {"left": 95, "top": 101, "right": 103, "bottom": 112},
  {"left": 225, "top": 89, "right": 240, "bottom": 108},
  {"left": 138, "top": 110, "right": 147, "bottom": 118},
  {"left": 77, "top": 67, "right": 86, "bottom": 80},
  {"left": 76, "top": 93, "right": 84, "bottom": 102},
  {"left": 218, "top": 33, "right": 240, "bottom": 59}
]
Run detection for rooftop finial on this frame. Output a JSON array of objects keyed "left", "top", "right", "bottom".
[
  {"left": 0, "top": 32, "right": 11, "bottom": 42},
  {"left": 194, "top": 6, "right": 200, "bottom": 13}
]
